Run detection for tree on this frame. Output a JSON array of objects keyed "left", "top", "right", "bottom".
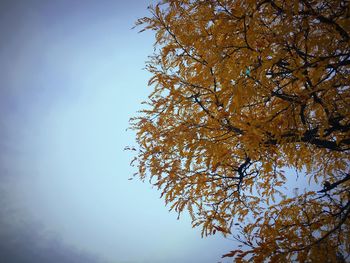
[{"left": 129, "top": 0, "right": 350, "bottom": 261}]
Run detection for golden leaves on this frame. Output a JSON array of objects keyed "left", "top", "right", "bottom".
[{"left": 130, "top": 0, "right": 350, "bottom": 261}]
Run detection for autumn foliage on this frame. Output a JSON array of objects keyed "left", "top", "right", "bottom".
[{"left": 129, "top": 0, "right": 350, "bottom": 261}]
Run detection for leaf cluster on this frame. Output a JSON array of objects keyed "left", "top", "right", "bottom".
[{"left": 130, "top": 0, "right": 350, "bottom": 261}]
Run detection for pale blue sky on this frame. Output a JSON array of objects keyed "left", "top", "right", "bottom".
[{"left": 0, "top": 1, "right": 235, "bottom": 262}]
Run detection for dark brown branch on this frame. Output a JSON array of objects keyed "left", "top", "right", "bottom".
[
  {"left": 301, "top": 0, "right": 349, "bottom": 41},
  {"left": 319, "top": 173, "right": 350, "bottom": 193}
]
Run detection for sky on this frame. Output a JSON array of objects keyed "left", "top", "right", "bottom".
[{"left": 0, "top": 1, "right": 237, "bottom": 262}]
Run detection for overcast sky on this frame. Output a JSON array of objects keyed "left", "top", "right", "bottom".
[{"left": 0, "top": 1, "right": 236, "bottom": 262}]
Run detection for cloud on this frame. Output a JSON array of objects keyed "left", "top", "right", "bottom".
[{"left": 0, "top": 189, "right": 106, "bottom": 263}]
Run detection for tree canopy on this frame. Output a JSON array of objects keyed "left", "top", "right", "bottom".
[{"left": 129, "top": 0, "right": 350, "bottom": 261}]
